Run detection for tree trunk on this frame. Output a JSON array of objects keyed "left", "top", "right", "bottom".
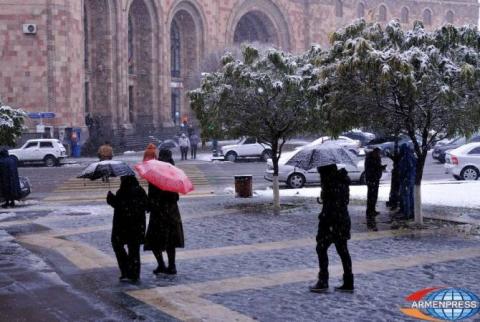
[
  {"left": 272, "top": 142, "right": 281, "bottom": 215},
  {"left": 414, "top": 150, "right": 427, "bottom": 225},
  {"left": 273, "top": 175, "right": 280, "bottom": 215}
]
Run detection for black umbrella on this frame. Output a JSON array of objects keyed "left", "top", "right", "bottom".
[
  {"left": 78, "top": 160, "right": 135, "bottom": 180},
  {"left": 286, "top": 143, "right": 357, "bottom": 171}
]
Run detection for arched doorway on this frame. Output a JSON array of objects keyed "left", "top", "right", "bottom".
[
  {"left": 84, "top": 0, "right": 114, "bottom": 126},
  {"left": 169, "top": 2, "right": 204, "bottom": 125},
  {"left": 128, "top": 0, "right": 155, "bottom": 129},
  {"left": 233, "top": 11, "right": 279, "bottom": 46}
]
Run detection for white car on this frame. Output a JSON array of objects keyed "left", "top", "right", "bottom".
[
  {"left": 444, "top": 142, "right": 480, "bottom": 180},
  {"left": 264, "top": 150, "right": 366, "bottom": 188},
  {"left": 9, "top": 139, "right": 67, "bottom": 167},
  {"left": 221, "top": 137, "right": 272, "bottom": 162},
  {"left": 305, "top": 136, "right": 361, "bottom": 151}
]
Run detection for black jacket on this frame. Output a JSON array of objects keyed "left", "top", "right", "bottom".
[{"left": 365, "top": 152, "right": 383, "bottom": 183}]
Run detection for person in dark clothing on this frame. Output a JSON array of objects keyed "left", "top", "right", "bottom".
[
  {"left": 106, "top": 176, "right": 148, "bottom": 282},
  {"left": 310, "top": 164, "right": 354, "bottom": 293},
  {"left": 190, "top": 133, "right": 199, "bottom": 160},
  {"left": 364, "top": 148, "right": 385, "bottom": 231},
  {"left": 144, "top": 149, "right": 185, "bottom": 275},
  {"left": 385, "top": 146, "right": 401, "bottom": 210},
  {"left": 398, "top": 144, "right": 417, "bottom": 220},
  {"left": 0, "top": 149, "right": 21, "bottom": 208}
]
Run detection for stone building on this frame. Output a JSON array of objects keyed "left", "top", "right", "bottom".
[{"left": 0, "top": 0, "right": 478, "bottom": 147}]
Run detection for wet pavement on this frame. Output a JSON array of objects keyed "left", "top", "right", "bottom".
[{"left": 1, "top": 193, "right": 479, "bottom": 321}]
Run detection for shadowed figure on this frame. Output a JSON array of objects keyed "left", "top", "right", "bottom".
[
  {"left": 107, "top": 176, "right": 148, "bottom": 282},
  {"left": 398, "top": 144, "right": 417, "bottom": 220},
  {"left": 364, "top": 147, "right": 385, "bottom": 231},
  {"left": 310, "top": 164, "right": 354, "bottom": 293},
  {"left": 0, "top": 148, "right": 21, "bottom": 208},
  {"left": 144, "top": 149, "right": 185, "bottom": 275}
]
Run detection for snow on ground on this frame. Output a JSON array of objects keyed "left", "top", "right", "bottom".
[{"left": 255, "top": 180, "right": 480, "bottom": 209}]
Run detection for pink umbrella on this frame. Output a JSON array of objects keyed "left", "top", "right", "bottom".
[{"left": 134, "top": 160, "right": 194, "bottom": 195}]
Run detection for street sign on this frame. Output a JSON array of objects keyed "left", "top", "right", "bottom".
[
  {"left": 40, "top": 112, "right": 55, "bottom": 119},
  {"left": 27, "top": 112, "right": 42, "bottom": 119},
  {"left": 27, "top": 112, "right": 56, "bottom": 119}
]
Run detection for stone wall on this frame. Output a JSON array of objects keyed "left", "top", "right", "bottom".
[{"left": 0, "top": 0, "right": 478, "bottom": 137}]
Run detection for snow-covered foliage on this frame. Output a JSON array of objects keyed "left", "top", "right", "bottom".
[
  {"left": 188, "top": 46, "right": 321, "bottom": 214},
  {"left": 312, "top": 19, "right": 480, "bottom": 185},
  {"left": 0, "top": 98, "right": 26, "bottom": 147}
]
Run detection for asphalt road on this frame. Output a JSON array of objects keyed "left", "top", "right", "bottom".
[{"left": 17, "top": 152, "right": 453, "bottom": 199}]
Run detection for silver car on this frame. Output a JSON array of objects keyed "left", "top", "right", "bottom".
[{"left": 264, "top": 150, "right": 366, "bottom": 188}]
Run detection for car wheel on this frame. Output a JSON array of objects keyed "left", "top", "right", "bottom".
[
  {"left": 453, "top": 175, "right": 461, "bottom": 180},
  {"left": 287, "top": 173, "right": 305, "bottom": 189},
  {"left": 359, "top": 172, "right": 366, "bottom": 185},
  {"left": 44, "top": 155, "right": 57, "bottom": 167},
  {"left": 225, "top": 152, "right": 237, "bottom": 162},
  {"left": 261, "top": 150, "right": 272, "bottom": 162},
  {"left": 460, "top": 166, "right": 479, "bottom": 180}
]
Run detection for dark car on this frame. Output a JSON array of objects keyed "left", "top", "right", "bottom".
[
  {"left": 365, "top": 135, "right": 420, "bottom": 156},
  {"left": 342, "top": 131, "right": 376, "bottom": 147},
  {"left": 432, "top": 135, "right": 480, "bottom": 163}
]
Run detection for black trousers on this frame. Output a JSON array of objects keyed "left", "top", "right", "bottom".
[
  {"left": 180, "top": 147, "right": 188, "bottom": 160},
  {"left": 366, "top": 181, "right": 379, "bottom": 216},
  {"left": 190, "top": 145, "right": 197, "bottom": 159},
  {"left": 112, "top": 240, "right": 141, "bottom": 279},
  {"left": 316, "top": 238, "right": 352, "bottom": 278}
]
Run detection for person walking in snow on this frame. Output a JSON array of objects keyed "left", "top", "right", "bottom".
[
  {"left": 310, "top": 164, "right": 354, "bottom": 293},
  {"left": 143, "top": 143, "right": 157, "bottom": 162},
  {"left": 364, "top": 147, "right": 385, "bottom": 231},
  {"left": 190, "top": 132, "right": 199, "bottom": 160},
  {"left": 107, "top": 176, "right": 148, "bottom": 283},
  {"left": 0, "top": 149, "right": 21, "bottom": 208},
  {"left": 144, "top": 149, "right": 185, "bottom": 275},
  {"left": 398, "top": 144, "right": 417, "bottom": 220},
  {"left": 179, "top": 133, "right": 190, "bottom": 161}
]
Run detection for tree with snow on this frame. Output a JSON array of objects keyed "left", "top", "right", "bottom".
[
  {"left": 188, "top": 46, "right": 321, "bottom": 214},
  {"left": 0, "top": 98, "right": 26, "bottom": 147},
  {"left": 313, "top": 19, "right": 480, "bottom": 224}
]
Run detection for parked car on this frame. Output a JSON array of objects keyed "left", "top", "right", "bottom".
[
  {"left": 433, "top": 135, "right": 480, "bottom": 164},
  {"left": 8, "top": 139, "right": 67, "bottom": 167},
  {"left": 221, "top": 137, "right": 272, "bottom": 162},
  {"left": 264, "top": 149, "right": 366, "bottom": 188},
  {"left": 445, "top": 142, "right": 480, "bottom": 180},
  {"left": 342, "top": 130, "right": 376, "bottom": 147},
  {"left": 305, "top": 136, "right": 361, "bottom": 152},
  {"left": 365, "top": 135, "right": 421, "bottom": 156}
]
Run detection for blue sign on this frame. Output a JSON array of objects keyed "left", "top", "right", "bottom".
[
  {"left": 40, "top": 112, "right": 55, "bottom": 119},
  {"left": 27, "top": 112, "right": 42, "bottom": 119},
  {"left": 27, "top": 112, "right": 55, "bottom": 119}
]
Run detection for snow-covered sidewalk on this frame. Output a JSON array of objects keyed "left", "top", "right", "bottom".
[{"left": 255, "top": 180, "right": 480, "bottom": 210}]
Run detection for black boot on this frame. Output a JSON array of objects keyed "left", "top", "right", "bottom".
[
  {"left": 310, "top": 272, "right": 329, "bottom": 293},
  {"left": 165, "top": 264, "right": 177, "bottom": 275},
  {"left": 335, "top": 274, "right": 354, "bottom": 293}
]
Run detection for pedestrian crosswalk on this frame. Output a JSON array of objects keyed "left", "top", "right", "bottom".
[{"left": 43, "top": 164, "right": 214, "bottom": 202}]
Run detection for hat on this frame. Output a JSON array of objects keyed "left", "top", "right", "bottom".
[{"left": 143, "top": 143, "right": 157, "bottom": 161}]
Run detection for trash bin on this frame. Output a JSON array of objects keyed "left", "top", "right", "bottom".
[{"left": 235, "top": 175, "right": 252, "bottom": 198}]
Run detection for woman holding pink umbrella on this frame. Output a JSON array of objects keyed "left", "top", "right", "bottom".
[{"left": 143, "top": 148, "right": 185, "bottom": 275}]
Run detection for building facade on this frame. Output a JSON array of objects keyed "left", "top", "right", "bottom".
[{"left": 0, "top": 0, "right": 478, "bottom": 143}]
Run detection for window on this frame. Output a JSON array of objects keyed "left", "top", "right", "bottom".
[
  {"left": 423, "top": 9, "right": 432, "bottom": 26},
  {"left": 469, "top": 147, "right": 480, "bottom": 154},
  {"left": 378, "top": 5, "right": 387, "bottom": 22},
  {"left": 244, "top": 138, "right": 256, "bottom": 144},
  {"left": 401, "top": 7, "right": 409, "bottom": 24},
  {"left": 446, "top": 11, "right": 454, "bottom": 24},
  {"left": 357, "top": 3, "right": 365, "bottom": 18},
  {"left": 335, "top": 0, "right": 343, "bottom": 18},
  {"left": 128, "top": 15, "right": 134, "bottom": 74},
  {"left": 40, "top": 142, "right": 54, "bottom": 148},
  {"left": 84, "top": 82, "right": 89, "bottom": 113},
  {"left": 171, "top": 88, "right": 181, "bottom": 125},
  {"left": 128, "top": 86, "right": 134, "bottom": 123},
  {"left": 24, "top": 142, "right": 38, "bottom": 149},
  {"left": 83, "top": 2, "right": 89, "bottom": 70},
  {"left": 171, "top": 21, "right": 181, "bottom": 78}
]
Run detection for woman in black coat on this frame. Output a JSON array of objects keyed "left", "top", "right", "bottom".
[
  {"left": 310, "top": 164, "right": 354, "bottom": 293},
  {"left": 107, "top": 175, "right": 148, "bottom": 282},
  {"left": 144, "top": 149, "right": 184, "bottom": 275},
  {"left": 0, "top": 149, "right": 21, "bottom": 208}
]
